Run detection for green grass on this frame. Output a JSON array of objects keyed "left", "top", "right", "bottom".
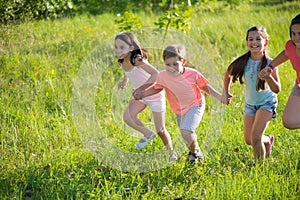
[{"left": 1, "top": 2, "right": 300, "bottom": 199}]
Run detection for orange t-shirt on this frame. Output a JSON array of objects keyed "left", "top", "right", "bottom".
[
  {"left": 284, "top": 40, "right": 300, "bottom": 84},
  {"left": 154, "top": 67, "right": 209, "bottom": 115}
]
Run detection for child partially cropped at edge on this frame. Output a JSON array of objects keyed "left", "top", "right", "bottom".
[{"left": 134, "top": 44, "right": 225, "bottom": 164}]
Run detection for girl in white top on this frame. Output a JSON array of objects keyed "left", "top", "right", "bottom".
[{"left": 114, "top": 32, "right": 175, "bottom": 160}]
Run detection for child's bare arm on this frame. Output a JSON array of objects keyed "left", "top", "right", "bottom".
[
  {"left": 201, "top": 85, "right": 223, "bottom": 103},
  {"left": 259, "top": 67, "right": 281, "bottom": 93},
  {"left": 118, "top": 74, "right": 129, "bottom": 90},
  {"left": 133, "top": 85, "right": 163, "bottom": 100},
  {"left": 221, "top": 70, "right": 233, "bottom": 105},
  {"left": 135, "top": 57, "right": 159, "bottom": 91},
  {"left": 268, "top": 50, "right": 288, "bottom": 68}
]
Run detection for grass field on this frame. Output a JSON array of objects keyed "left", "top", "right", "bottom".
[{"left": 1, "top": 1, "right": 300, "bottom": 199}]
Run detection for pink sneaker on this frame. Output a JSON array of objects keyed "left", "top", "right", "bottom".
[{"left": 266, "top": 135, "right": 274, "bottom": 158}]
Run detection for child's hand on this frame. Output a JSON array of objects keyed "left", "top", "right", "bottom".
[
  {"left": 221, "top": 92, "right": 232, "bottom": 105},
  {"left": 258, "top": 67, "right": 272, "bottom": 80},
  {"left": 133, "top": 89, "right": 144, "bottom": 100},
  {"left": 118, "top": 80, "right": 127, "bottom": 90}
]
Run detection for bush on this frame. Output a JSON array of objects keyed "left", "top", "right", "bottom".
[{"left": 0, "top": 0, "right": 74, "bottom": 24}]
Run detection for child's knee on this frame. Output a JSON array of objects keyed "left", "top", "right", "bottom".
[
  {"left": 123, "top": 112, "right": 132, "bottom": 124},
  {"left": 282, "top": 117, "right": 297, "bottom": 130},
  {"left": 245, "top": 138, "right": 252, "bottom": 145}
]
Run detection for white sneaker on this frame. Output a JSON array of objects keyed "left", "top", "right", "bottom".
[
  {"left": 135, "top": 132, "right": 156, "bottom": 150},
  {"left": 170, "top": 151, "right": 178, "bottom": 162}
]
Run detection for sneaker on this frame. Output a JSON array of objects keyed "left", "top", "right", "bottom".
[
  {"left": 188, "top": 151, "right": 205, "bottom": 164},
  {"left": 170, "top": 151, "right": 178, "bottom": 162},
  {"left": 266, "top": 135, "right": 274, "bottom": 158},
  {"left": 135, "top": 132, "right": 156, "bottom": 150}
]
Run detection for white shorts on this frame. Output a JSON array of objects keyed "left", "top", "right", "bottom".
[{"left": 140, "top": 91, "right": 166, "bottom": 112}]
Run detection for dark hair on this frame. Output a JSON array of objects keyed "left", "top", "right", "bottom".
[
  {"left": 290, "top": 14, "right": 300, "bottom": 38},
  {"left": 227, "top": 26, "right": 270, "bottom": 91},
  {"left": 114, "top": 32, "right": 149, "bottom": 65},
  {"left": 163, "top": 44, "right": 186, "bottom": 61}
]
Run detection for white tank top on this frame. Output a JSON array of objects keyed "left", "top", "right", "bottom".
[
  {"left": 125, "top": 67, "right": 150, "bottom": 89},
  {"left": 124, "top": 67, "right": 164, "bottom": 101}
]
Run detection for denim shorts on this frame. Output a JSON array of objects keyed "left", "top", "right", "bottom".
[
  {"left": 244, "top": 98, "right": 277, "bottom": 118},
  {"left": 176, "top": 105, "right": 205, "bottom": 133}
]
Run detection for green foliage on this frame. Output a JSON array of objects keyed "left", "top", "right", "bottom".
[
  {"left": 0, "top": 0, "right": 74, "bottom": 23},
  {"left": 114, "top": 11, "right": 142, "bottom": 32},
  {"left": 155, "top": 5, "right": 194, "bottom": 39},
  {"left": 1, "top": 0, "right": 292, "bottom": 24},
  {"left": 224, "top": 0, "right": 248, "bottom": 9}
]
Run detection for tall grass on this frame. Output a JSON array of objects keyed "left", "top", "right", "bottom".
[{"left": 0, "top": 2, "right": 300, "bottom": 199}]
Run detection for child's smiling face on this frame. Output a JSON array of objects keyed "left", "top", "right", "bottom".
[
  {"left": 246, "top": 31, "right": 267, "bottom": 54},
  {"left": 164, "top": 56, "right": 185, "bottom": 76},
  {"left": 114, "top": 38, "right": 133, "bottom": 59}
]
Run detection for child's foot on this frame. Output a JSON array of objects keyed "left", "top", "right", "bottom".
[
  {"left": 170, "top": 150, "right": 178, "bottom": 162},
  {"left": 266, "top": 135, "right": 274, "bottom": 158},
  {"left": 135, "top": 132, "right": 156, "bottom": 150},
  {"left": 188, "top": 151, "right": 204, "bottom": 164}
]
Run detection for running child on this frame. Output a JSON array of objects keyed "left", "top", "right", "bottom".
[
  {"left": 134, "top": 44, "right": 224, "bottom": 164},
  {"left": 114, "top": 32, "right": 176, "bottom": 160},
  {"left": 259, "top": 14, "right": 300, "bottom": 130},
  {"left": 222, "top": 26, "right": 281, "bottom": 160}
]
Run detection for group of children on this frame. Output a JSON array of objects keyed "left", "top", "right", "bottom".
[{"left": 114, "top": 14, "right": 300, "bottom": 164}]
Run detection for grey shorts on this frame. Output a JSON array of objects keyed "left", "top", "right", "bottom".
[{"left": 176, "top": 105, "right": 205, "bottom": 133}]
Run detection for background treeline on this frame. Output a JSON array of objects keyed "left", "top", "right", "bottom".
[{"left": 0, "top": 0, "right": 296, "bottom": 24}]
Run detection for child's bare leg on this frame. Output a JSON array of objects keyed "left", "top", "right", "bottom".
[
  {"left": 250, "top": 109, "right": 272, "bottom": 160},
  {"left": 180, "top": 129, "right": 200, "bottom": 160},
  {"left": 282, "top": 95, "right": 300, "bottom": 129},
  {"left": 153, "top": 111, "right": 173, "bottom": 151},
  {"left": 244, "top": 116, "right": 255, "bottom": 146},
  {"left": 123, "top": 100, "right": 153, "bottom": 139}
]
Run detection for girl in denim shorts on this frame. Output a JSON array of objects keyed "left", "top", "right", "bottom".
[{"left": 222, "top": 26, "right": 281, "bottom": 160}]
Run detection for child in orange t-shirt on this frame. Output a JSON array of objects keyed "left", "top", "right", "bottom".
[{"left": 133, "top": 44, "right": 225, "bottom": 164}]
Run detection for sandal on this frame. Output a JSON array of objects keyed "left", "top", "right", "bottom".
[
  {"left": 135, "top": 132, "right": 156, "bottom": 150},
  {"left": 188, "top": 151, "right": 204, "bottom": 164},
  {"left": 266, "top": 135, "right": 274, "bottom": 158}
]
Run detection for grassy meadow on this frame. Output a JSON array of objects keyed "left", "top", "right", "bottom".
[{"left": 1, "top": 1, "right": 300, "bottom": 199}]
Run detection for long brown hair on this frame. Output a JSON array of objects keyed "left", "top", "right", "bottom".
[
  {"left": 290, "top": 14, "right": 300, "bottom": 39},
  {"left": 114, "top": 32, "right": 149, "bottom": 65},
  {"left": 227, "top": 26, "right": 270, "bottom": 91}
]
